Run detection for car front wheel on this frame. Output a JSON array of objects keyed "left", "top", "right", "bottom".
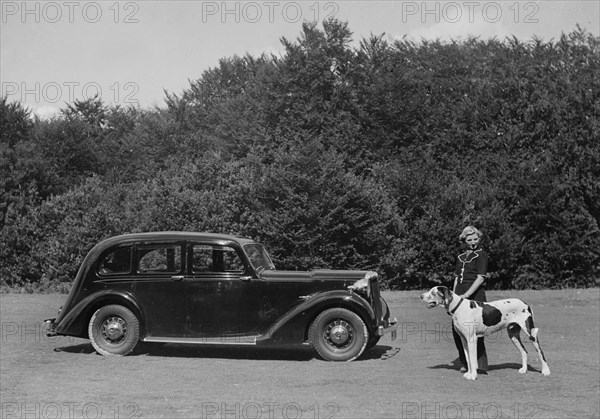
[
  {"left": 309, "top": 308, "right": 368, "bottom": 361},
  {"left": 88, "top": 304, "right": 139, "bottom": 356}
]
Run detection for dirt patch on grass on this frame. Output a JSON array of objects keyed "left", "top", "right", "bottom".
[{"left": 1, "top": 289, "right": 598, "bottom": 418}]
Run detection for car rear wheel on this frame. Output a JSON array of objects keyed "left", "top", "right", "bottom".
[
  {"left": 88, "top": 305, "right": 139, "bottom": 356},
  {"left": 308, "top": 308, "right": 368, "bottom": 362}
]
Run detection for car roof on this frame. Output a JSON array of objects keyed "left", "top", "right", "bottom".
[{"left": 96, "top": 231, "right": 257, "bottom": 249}]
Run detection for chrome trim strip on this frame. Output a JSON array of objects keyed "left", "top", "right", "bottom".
[{"left": 143, "top": 336, "right": 258, "bottom": 345}]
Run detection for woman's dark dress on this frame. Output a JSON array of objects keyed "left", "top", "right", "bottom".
[{"left": 452, "top": 247, "right": 489, "bottom": 371}]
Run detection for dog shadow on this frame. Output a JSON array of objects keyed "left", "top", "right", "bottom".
[
  {"left": 487, "top": 363, "right": 541, "bottom": 373},
  {"left": 429, "top": 358, "right": 541, "bottom": 374},
  {"left": 54, "top": 342, "right": 399, "bottom": 362}
]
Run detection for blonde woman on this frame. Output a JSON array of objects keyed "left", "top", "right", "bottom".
[{"left": 452, "top": 226, "right": 489, "bottom": 373}]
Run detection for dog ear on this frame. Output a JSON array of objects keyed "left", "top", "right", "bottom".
[
  {"left": 432, "top": 286, "right": 444, "bottom": 305},
  {"left": 440, "top": 286, "right": 451, "bottom": 307}
]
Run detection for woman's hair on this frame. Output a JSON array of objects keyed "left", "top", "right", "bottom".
[{"left": 459, "top": 226, "right": 483, "bottom": 242}]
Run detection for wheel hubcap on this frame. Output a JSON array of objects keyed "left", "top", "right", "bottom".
[
  {"left": 325, "top": 320, "right": 353, "bottom": 348},
  {"left": 101, "top": 316, "right": 127, "bottom": 344}
]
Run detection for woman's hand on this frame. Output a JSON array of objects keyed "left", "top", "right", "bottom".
[{"left": 461, "top": 274, "right": 485, "bottom": 299}]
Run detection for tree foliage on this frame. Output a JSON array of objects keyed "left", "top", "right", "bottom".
[{"left": 1, "top": 21, "right": 598, "bottom": 292}]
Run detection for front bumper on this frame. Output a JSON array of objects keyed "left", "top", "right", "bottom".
[
  {"left": 376, "top": 317, "right": 398, "bottom": 340},
  {"left": 44, "top": 318, "right": 57, "bottom": 337}
]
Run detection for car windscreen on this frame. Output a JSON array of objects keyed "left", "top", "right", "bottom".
[{"left": 243, "top": 243, "right": 275, "bottom": 273}]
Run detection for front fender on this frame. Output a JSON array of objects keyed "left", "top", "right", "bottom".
[
  {"left": 55, "top": 289, "right": 144, "bottom": 339},
  {"left": 260, "top": 290, "right": 375, "bottom": 344}
]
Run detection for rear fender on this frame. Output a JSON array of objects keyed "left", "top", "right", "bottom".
[
  {"left": 55, "top": 290, "right": 145, "bottom": 339},
  {"left": 261, "top": 290, "right": 375, "bottom": 344}
]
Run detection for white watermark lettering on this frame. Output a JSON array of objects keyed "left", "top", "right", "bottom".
[
  {"left": 200, "top": 1, "right": 340, "bottom": 24},
  {"left": 2, "top": 82, "right": 140, "bottom": 105},
  {"left": 401, "top": 402, "right": 539, "bottom": 419},
  {"left": 400, "top": 1, "right": 540, "bottom": 24},
  {"left": 1, "top": 1, "right": 140, "bottom": 24}
]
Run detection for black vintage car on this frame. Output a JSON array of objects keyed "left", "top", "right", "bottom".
[{"left": 46, "top": 232, "right": 397, "bottom": 361}]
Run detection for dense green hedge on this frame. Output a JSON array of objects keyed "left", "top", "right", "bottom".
[{"left": 1, "top": 20, "right": 598, "bottom": 292}]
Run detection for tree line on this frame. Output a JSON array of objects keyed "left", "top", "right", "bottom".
[{"left": 1, "top": 20, "right": 598, "bottom": 292}]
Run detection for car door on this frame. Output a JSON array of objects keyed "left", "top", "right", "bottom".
[
  {"left": 130, "top": 242, "right": 187, "bottom": 337},
  {"left": 185, "top": 243, "right": 262, "bottom": 339}
]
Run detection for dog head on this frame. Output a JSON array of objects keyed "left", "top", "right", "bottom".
[{"left": 420, "top": 286, "right": 452, "bottom": 309}]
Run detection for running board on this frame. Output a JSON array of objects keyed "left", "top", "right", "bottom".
[{"left": 143, "top": 336, "right": 258, "bottom": 345}]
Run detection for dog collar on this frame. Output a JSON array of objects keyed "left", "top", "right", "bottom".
[{"left": 448, "top": 297, "right": 465, "bottom": 315}]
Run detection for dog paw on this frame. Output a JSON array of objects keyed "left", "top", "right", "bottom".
[
  {"left": 463, "top": 372, "right": 477, "bottom": 380},
  {"left": 542, "top": 368, "right": 551, "bottom": 376}
]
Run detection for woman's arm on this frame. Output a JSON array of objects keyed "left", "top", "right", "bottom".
[{"left": 460, "top": 274, "right": 485, "bottom": 298}]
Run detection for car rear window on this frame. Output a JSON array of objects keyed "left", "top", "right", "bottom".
[
  {"left": 98, "top": 246, "right": 132, "bottom": 275},
  {"left": 137, "top": 245, "right": 182, "bottom": 273}
]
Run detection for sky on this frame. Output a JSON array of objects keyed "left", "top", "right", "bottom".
[{"left": 1, "top": 0, "right": 598, "bottom": 118}]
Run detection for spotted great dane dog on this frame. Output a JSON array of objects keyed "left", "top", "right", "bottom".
[{"left": 420, "top": 286, "right": 551, "bottom": 380}]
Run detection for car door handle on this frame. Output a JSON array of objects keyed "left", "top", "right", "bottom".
[{"left": 171, "top": 275, "right": 185, "bottom": 281}]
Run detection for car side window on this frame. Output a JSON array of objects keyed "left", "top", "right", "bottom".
[
  {"left": 98, "top": 247, "right": 132, "bottom": 275},
  {"left": 192, "top": 245, "right": 244, "bottom": 273},
  {"left": 137, "top": 245, "right": 182, "bottom": 273}
]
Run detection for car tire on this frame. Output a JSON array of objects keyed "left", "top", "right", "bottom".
[
  {"left": 308, "top": 308, "right": 368, "bottom": 362},
  {"left": 88, "top": 305, "right": 139, "bottom": 356}
]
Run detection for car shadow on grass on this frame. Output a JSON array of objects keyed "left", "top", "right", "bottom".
[
  {"left": 361, "top": 345, "right": 401, "bottom": 361},
  {"left": 53, "top": 342, "right": 400, "bottom": 361},
  {"left": 54, "top": 342, "right": 315, "bottom": 360},
  {"left": 53, "top": 343, "right": 96, "bottom": 354}
]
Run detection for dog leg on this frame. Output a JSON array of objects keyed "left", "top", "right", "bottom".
[
  {"left": 531, "top": 337, "right": 551, "bottom": 376},
  {"left": 528, "top": 328, "right": 551, "bottom": 376},
  {"left": 459, "top": 334, "right": 470, "bottom": 373},
  {"left": 508, "top": 324, "right": 528, "bottom": 373},
  {"left": 462, "top": 334, "right": 478, "bottom": 380},
  {"left": 520, "top": 312, "right": 551, "bottom": 376}
]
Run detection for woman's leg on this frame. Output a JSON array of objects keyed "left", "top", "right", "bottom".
[
  {"left": 477, "top": 337, "right": 488, "bottom": 371},
  {"left": 453, "top": 325, "right": 468, "bottom": 371}
]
